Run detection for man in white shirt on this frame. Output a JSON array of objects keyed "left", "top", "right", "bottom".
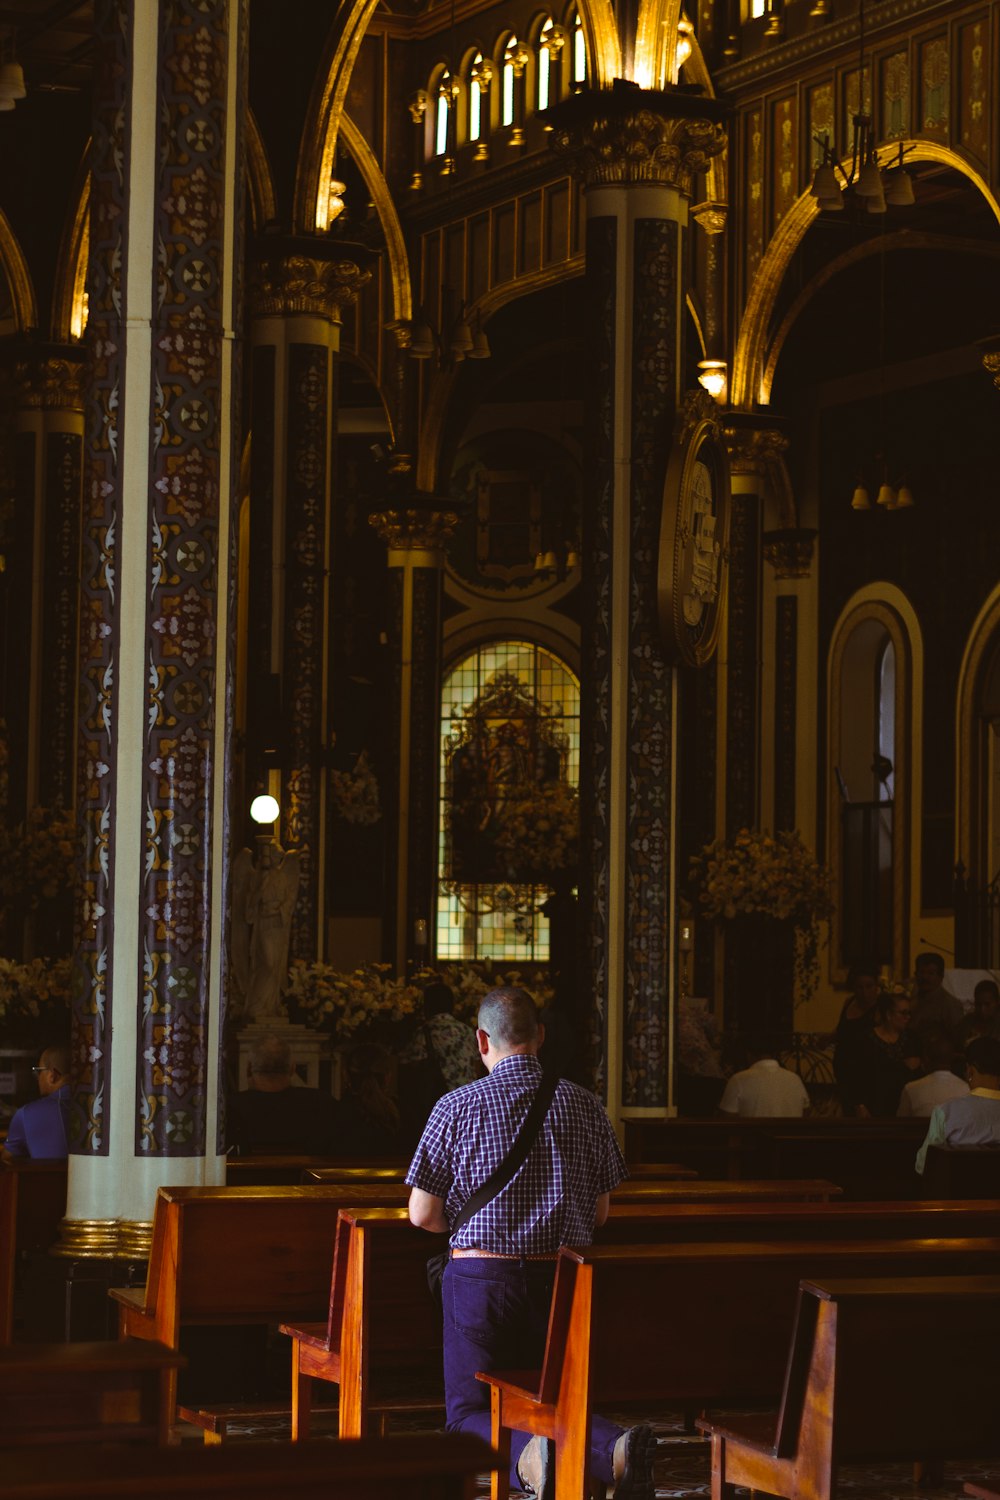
[
  {"left": 719, "top": 1037, "right": 810, "bottom": 1118},
  {"left": 915, "top": 1036, "right": 1000, "bottom": 1174},
  {"left": 898, "top": 1030, "right": 969, "bottom": 1118}
]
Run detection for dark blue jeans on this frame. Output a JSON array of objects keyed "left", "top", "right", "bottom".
[{"left": 442, "top": 1256, "right": 621, "bottom": 1488}]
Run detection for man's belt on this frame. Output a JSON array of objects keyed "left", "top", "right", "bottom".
[{"left": 450, "top": 1247, "right": 560, "bottom": 1261}]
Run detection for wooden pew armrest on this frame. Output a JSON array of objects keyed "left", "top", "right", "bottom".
[
  {"left": 279, "top": 1320, "right": 330, "bottom": 1350},
  {"left": 109, "top": 1287, "right": 147, "bottom": 1312},
  {"left": 475, "top": 1368, "right": 542, "bottom": 1401}
]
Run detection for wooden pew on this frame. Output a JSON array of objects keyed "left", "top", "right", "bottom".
[
  {"left": 280, "top": 1207, "right": 446, "bottom": 1440},
  {"left": 477, "top": 1240, "right": 1000, "bottom": 1500},
  {"left": 609, "top": 1178, "right": 841, "bottom": 1203},
  {"left": 701, "top": 1276, "right": 1000, "bottom": 1500},
  {"left": 305, "top": 1163, "right": 698, "bottom": 1186},
  {"left": 0, "top": 1339, "right": 184, "bottom": 1446},
  {"left": 0, "top": 1431, "right": 495, "bottom": 1499},
  {"left": 109, "top": 1183, "right": 409, "bottom": 1430},
  {"left": 922, "top": 1143, "right": 1000, "bottom": 1198},
  {"left": 624, "top": 1117, "right": 926, "bottom": 1192},
  {"left": 0, "top": 1162, "right": 68, "bottom": 1344},
  {"left": 596, "top": 1197, "right": 1000, "bottom": 1244},
  {"left": 226, "top": 1157, "right": 408, "bottom": 1186}
]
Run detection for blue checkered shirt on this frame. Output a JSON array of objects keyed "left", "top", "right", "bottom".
[{"left": 406, "top": 1053, "right": 628, "bottom": 1253}]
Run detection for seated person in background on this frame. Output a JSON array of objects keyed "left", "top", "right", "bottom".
[
  {"left": 2, "top": 1046, "right": 72, "bottom": 1161},
  {"left": 718, "top": 1034, "right": 810, "bottom": 1118},
  {"left": 915, "top": 1035, "right": 1000, "bottom": 1174},
  {"left": 338, "top": 1042, "right": 405, "bottom": 1157},
  {"left": 399, "top": 982, "right": 481, "bottom": 1093},
  {"left": 228, "top": 1033, "right": 337, "bottom": 1155},
  {"left": 897, "top": 1028, "right": 970, "bottom": 1117},
  {"left": 959, "top": 979, "right": 1000, "bottom": 1049},
  {"left": 833, "top": 961, "right": 881, "bottom": 1116},
  {"left": 909, "top": 952, "right": 963, "bottom": 1042},
  {"left": 853, "top": 991, "right": 921, "bottom": 1117}
]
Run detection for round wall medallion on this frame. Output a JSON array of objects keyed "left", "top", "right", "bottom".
[{"left": 657, "top": 391, "right": 731, "bottom": 668}]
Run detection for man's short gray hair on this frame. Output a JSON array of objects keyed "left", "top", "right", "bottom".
[
  {"left": 477, "top": 987, "right": 540, "bottom": 1048},
  {"left": 249, "top": 1034, "right": 293, "bottom": 1077}
]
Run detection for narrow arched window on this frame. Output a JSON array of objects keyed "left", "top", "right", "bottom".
[
  {"left": 437, "top": 641, "right": 580, "bottom": 962},
  {"left": 501, "top": 37, "right": 518, "bottom": 126},
  {"left": 469, "top": 52, "right": 484, "bottom": 140},
  {"left": 571, "top": 12, "right": 586, "bottom": 88},
  {"left": 538, "top": 18, "right": 555, "bottom": 110},
  {"left": 435, "top": 72, "right": 452, "bottom": 156}
]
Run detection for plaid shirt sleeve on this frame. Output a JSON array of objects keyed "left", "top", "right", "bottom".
[{"left": 406, "top": 1093, "right": 456, "bottom": 1198}]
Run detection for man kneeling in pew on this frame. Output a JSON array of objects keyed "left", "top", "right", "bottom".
[{"left": 407, "top": 987, "right": 656, "bottom": 1500}]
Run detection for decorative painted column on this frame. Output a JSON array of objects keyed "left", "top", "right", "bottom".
[
  {"left": 370, "top": 503, "right": 456, "bottom": 976},
  {"left": 8, "top": 353, "right": 85, "bottom": 817},
  {"left": 763, "top": 528, "right": 816, "bottom": 834},
  {"left": 247, "top": 245, "right": 370, "bottom": 965},
  {"left": 550, "top": 84, "right": 726, "bottom": 1127},
  {"left": 66, "top": 0, "right": 247, "bottom": 1256},
  {"left": 721, "top": 417, "right": 788, "bottom": 838}
]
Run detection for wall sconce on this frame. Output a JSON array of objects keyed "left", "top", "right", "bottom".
[
  {"left": 697, "top": 359, "right": 728, "bottom": 402},
  {"left": 398, "top": 293, "right": 491, "bottom": 367},
  {"left": 250, "top": 793, "right": 280, "bottom": 828},
  {"left": 327, "top": 179, "right": 346, "bottom": 225},
  {"left": 674, "top": 18, "right": 695, "bottom": 73},
  {"left": 533, "top": 544, "right": 580, "bottom": 580}
]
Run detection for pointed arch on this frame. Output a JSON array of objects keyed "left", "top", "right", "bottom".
[
  {"left": 732, "top": 141, "right": 1000, "bottom": 411},
  {"left": 246, "top": 108, "right": 278, "bottom": 231},
  {"left": 956, "top": 584, "right": 1000, "bottom": 876},
  {"left": 338, "top": 112, "right": 412, "bottom": 325},
  {"left": 0, "top": 205, "right": 38, "bottom": 332},
  {"left": 51, "top": 147, "right": 90, "bottom": 343}
]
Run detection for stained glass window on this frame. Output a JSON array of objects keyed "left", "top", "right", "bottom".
[{"left": 437, "top": 640, "right": 580, "bottom": 962}]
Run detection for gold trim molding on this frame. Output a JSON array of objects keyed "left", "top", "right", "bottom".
[
  {"left": 549, "top": 87, "right": 726, "bottom": 194},
  {"left": 369, "top": 508, "right": 458, "bottom": 552},
  {"left": 52, "top": 1217, "right": 153, "bottom": 1261},
  {"left": 16, "top": 357, "right": 86, "bottom": 411},
  {"left": 723, "top": 420, "right": 788, "bottom": 475},
  {"left": 248, "top": 254, "right": 370, "bottom": 320}
]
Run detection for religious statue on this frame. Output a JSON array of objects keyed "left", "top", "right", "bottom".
[{"left": 231, "top": 840, "right": 301, "bottom": 1022}]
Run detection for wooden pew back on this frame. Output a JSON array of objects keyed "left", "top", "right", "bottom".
[
  {"left": 596, "top": 1197, "right": 1000, "bottom": 1244},
  {"left": 0, "top": 1163, "right": 68, "bottom": 1345}
]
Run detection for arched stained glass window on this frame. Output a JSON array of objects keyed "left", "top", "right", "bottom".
[
  {"left": 469, "top": 52, "right": 484, "bottom": 140},
  {"left": 572, "top": 12, "right": 586, "bottom": 88},
  {"left": 538, "top": 18, "right": 555, "bottom": 110},
  {"left": 501, "top": 37, "right": 518, "bottom": 126},
  {"left": 435, "top": 73, "right": 452, "bottom": 156},
  {"left": 437, "top": 641, "right": 580, "bottom": 962}
]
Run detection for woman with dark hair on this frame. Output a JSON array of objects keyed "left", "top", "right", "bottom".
[
  {"left": 852, "top": 991, "right": 921, "bottom": 1118},
  {"left": 833, "top": 961, "right": 881, "bottom": 1115},
  {"left": 338, "top": 1043, "right": 404, "bottom": 1157}
]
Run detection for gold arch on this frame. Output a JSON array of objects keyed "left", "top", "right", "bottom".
[
  {"left": 956, "top": 584, "right": 1000, "bottom": 873},
  {"left": 51, "top": 147, "right": 90, "bottom": 342},
  {"left": 246, "top": 108, "right": 278, "bottom": 231},
  {"left": 339, "top": 113, "right": 412, "bottom": 324},
  {"left": 0, "top": 204, "right": 38, "bottom": 331},
  {"left": 634, "top": 0, "right": 682, "bottom": 88},
  {"left": 577, "top": 0, "right": 622, "bottom": 85},
  {"left": 732, "top": 142, "right": 1000, "bottom": 411},
  {"left": 416, "top": 258, "right": 584, "bottom": 491}
]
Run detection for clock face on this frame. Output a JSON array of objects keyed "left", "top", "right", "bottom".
[{"left": 657, "top": 399, "right": 730, "bottom": 668}]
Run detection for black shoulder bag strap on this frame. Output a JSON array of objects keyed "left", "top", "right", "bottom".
[{"left": 426, "top": 1068, "right": 559, "bottom": 1302}]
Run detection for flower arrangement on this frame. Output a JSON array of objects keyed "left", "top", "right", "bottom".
[
  {"left": 285, "top": 960, "right": 421, "bottom": 1040},
  {"left": 689, "top": 828, "right": 834, "bottom": 998},
  {"left": 411, "top": 963, "right": 554, "bottom": 1023},
  {"left": 0, "top": 956, "right": 72, "bottom": 1045},
  {"left": 492, "top": 780, "right": 580, "bottom": 882},
  {"left": 0, "top": 805, "right": 81, "bottom": 909},
  {"left": 329, "top": 752, "right": 381, "bottom": 826}
]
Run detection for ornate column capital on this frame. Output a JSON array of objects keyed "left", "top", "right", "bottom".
[
  {"left": 723, "top": 416, "right": 789, "bottom": 476},
  {"left": 248, "top": 250, "right": 371, "bottom": 320},
  {"left": 763, "top": 527, "right": 817, "bottom": 579},
  {"left": 692, "top": 200, "right": 727, "bottom": 234},
  {"left": 982, "top": 346, "right": 1000, "bottom": 393},
  {"left": 548, "top": 81, "right": 727, "bottom": 194},
  {"left": 369, "top": 506, "right": 458, "bottom": 555},
  {"left": 15, "top": 354, "right": 86, "bottom": 411}
]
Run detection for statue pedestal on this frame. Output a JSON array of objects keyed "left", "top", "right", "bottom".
[{"left": 236, "top": 1021, "right": 329, "bottom": 1091}]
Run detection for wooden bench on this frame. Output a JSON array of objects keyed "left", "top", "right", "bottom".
[
  {"left": 0, "top": 1431, "right": 495, "bottom": 1499},
  {"left": 226, "top": 1156, "right": 408, "bottom": 1186},
  {"left": 701, "top": 1276, "right": 1000, "bottom": 1500},
  {"left": 477, "top": 1239, "right": 1000, "bottom": 1500},
  {"left": 624, "top": 1117, "right": 926, "bottom": 1192},
  {"left": 280, "top": 1207, "right": 446, "bottom": 1440},
  {"left": 596, "top": 1196, "right": 1000, "bottom": 1244},
  {"left": 0, "top": 1162, "right": 68, "bottom": 1344},
  {"left": 109, "top": 1183, "right": 409, "bottom": 1430},
  {"left": 304, "top": 1163, "right": 698, "bottom": 1185},
  {"left": 0, "top": 1338, "right": 184, "bottom": 1446},
  {"left": 922, "top": 1143, "right": 1000, "bottom": 1198},
  {"left": 609, "top": 1177, "right": 841, "bottom": 1203}
]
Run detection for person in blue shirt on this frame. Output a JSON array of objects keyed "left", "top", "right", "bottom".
[
  {"left": 2, "top": 1047, "right": 72, "bottom": 1161},
  {"left": 915, "top": 1035, "right": 1000, "bottom": 1174}
]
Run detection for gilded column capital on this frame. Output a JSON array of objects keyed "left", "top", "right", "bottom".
[
  {"left": 692, "top": 200, "right": 727, "bottom": 234},
  {"left": 15, "top": 355, "right": 86, "bottom": 411},
  {"left": 723, "top": 419, "right": 789, "bottom": 476},
  {"left": 248, "top": 253, "right": 371, "bottom": 320},
  {"left": 548, "top": 83, "right": 726, "bottom": 195},
  {"left": 763, "top": 527, "right": 817, "bottom": 579},
  {"left": 369, "top": 506, "right": 458, "bottom": 553},
  {"left": 983, "top": 349, "right": 1000, "bottom": 393}
]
